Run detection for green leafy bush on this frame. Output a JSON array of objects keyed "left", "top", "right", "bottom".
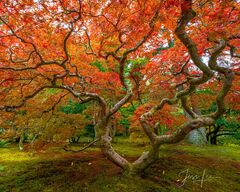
[{"left": 0, "top": 140, "right": 10, "bottom": 148}]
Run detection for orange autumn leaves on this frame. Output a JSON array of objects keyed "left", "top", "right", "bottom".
[{"left": 0, "top": 0, "right": 239, "bottom": 135}]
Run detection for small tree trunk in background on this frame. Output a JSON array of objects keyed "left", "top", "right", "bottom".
[
  {"left": 109, "top": 124, "right": 116, "bottom": 142},
  {"left": 77, "top": 135, "right": 81, "bottom": 143},
  {"left": 109, "top": 118, "right": 117, "bottom": 142},
  {"left": 19, "top": 133, "right": 24, "bottom": 151},
  {"left": 207, "top": 125, "right": 220, "bottom": 145},
  {"left": 125, "top": 126, "right": 128, "bottom": 136},
  {"left": 210, "top": 135, "right": 217, "bottom": 145},
  {"left": 93, "top": 110, "right": 99, "bottom": 140}
]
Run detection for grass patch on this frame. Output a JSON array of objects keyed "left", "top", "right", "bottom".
[
  {"left": 0, "top": 143, "right": 239, "bottom": 192},
  {"left": 167, "top": 144, "right": 240, "bottom": 161}
]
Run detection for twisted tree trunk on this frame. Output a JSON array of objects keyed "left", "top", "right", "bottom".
[{"left": 95, "top": 0, "right": 235, "bottom": 176}]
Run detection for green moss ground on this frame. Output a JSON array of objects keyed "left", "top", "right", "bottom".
[{"left": 0, "top": 142, "right": 239, "bottom": 192}]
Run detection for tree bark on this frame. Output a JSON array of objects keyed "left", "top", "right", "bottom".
[{"left": 177, "top": 86, "right": 207, "bottom": 145}]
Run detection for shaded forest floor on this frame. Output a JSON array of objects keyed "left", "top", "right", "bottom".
[{"left": 0, "top": 141, "right": 239, "bottom": 192}]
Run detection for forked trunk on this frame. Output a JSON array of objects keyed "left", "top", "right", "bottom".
[
  {"left": 127, "top": 145, "right": 160, "bottom": 176},
  {"left": 96, "top": 119, "right": 131, "bottom": 170},
  {"left": 97, "top": 118, "right": 160, "bottom": 175}
]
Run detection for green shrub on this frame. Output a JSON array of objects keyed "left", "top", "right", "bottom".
[{"left": 0, "top": 140, "right": 10, "bottom": 148}]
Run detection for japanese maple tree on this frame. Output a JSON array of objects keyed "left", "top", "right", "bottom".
[{"left": 0, "top": 0, "right": 239, "bottom": 175}]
